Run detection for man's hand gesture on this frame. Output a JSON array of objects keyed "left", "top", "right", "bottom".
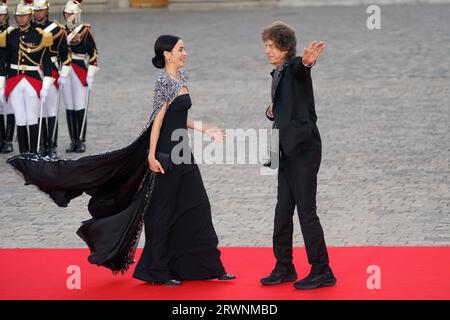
[{"left": 302, "top": 41, "right": 326, "bottom": 66}]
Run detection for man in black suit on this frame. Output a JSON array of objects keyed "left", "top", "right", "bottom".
[{"left": 260, "top": 21, "right": 336, "bottom": 290}]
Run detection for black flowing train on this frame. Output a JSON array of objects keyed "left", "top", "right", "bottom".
[{"left": 8, "top": 93, "right": 227, "bottom": 282}]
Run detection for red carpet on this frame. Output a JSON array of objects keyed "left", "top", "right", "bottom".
[{"left": 0, "top": 247, "right": 449, "bottom": 300}]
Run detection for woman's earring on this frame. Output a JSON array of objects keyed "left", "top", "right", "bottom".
[{"left": 167, "top": 58, "right": 171, "bottom": 63}]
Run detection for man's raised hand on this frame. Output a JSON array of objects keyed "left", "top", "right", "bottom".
[{"left": 302, "top": 41, "right": 326, "bottom": 66}]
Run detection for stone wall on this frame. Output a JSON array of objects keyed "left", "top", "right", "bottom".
[{"left": 25, "top": 0, "right": 450, "bottom": 12}]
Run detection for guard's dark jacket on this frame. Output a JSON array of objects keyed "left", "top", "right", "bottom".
[
  {"left": 0, "top": 25, "right": 53, "bottom": 79},
  {"left": 0, "top": 23, "right": 9, "bottom": 77},
  {"left": 34, "top": 19, "right": 71, "bottom": 71},
  {"left": 0, "top": 24, "right": 53, "bottom": 97},
  {"left": 66, "top": 23, "right": 98, "bottom": 86}
]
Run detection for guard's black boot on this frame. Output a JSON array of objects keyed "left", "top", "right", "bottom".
[
  {"left": 54, "top": 120, "right": 58, "bottom": 147},
  {"left": 1, "top": 114, "right": 15, "bottom": 153},
  {"left": 260, "top": 270, "right": 297, "bottom": 286},
  {"left": 47, "top": 116, "right": 58, "bottom": 158},
  {"left": 38, "top": 118, "right": 48, "bottom": 156},
  {"left": 78, "top": 108, "right": 87, "bottom": 142},
  {"left": 0, "top": 114, "right": 5, "bottom": 151},
  {"left": 29, "top": 124, "right": 39, "bottom": 155},
  {"left": 74, "top": 109, "right": 86, "bottom": 153},
  {"left": 16, "top": 125, "right": 29, "bottom": 153},
  {"left": 65, "top": 110, "right": 77, "bottom": 153}
]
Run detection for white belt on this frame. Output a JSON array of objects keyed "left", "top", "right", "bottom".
[
  {"left": 10, "top": 64, "right": 41, "bottom": 72},
  {"left": 51, "top": 56, "right": 58, "bottom": 64},
  {"left": 71, "top": 53, "right": 86, "bottom": 60}
]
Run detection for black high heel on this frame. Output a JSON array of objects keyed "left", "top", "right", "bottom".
[
  {"left": 162, "top": 279, "right": 182, "bottom": 286},
  {"left": 218, "top": 273, "right": 236, "bottom": 281}
]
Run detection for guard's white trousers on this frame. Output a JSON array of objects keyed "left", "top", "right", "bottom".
[
  {"left": 42, "top": 83, "right": 60, "bottom": 118},
  {"left": 0, "top": 96, "right": 14, "bottom": 115},
  {"left": 8, "top": 78, "right": 40, "bottom": 126},
  {"left": 62, "top": 67, "right": 87, "bottom": 111}
]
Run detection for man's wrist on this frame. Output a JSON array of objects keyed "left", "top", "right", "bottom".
[{"left": 302, "top": 58, "right": 315, "bottom": 67}]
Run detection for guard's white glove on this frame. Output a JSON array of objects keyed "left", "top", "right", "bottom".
[
  {"left": 58, "top": 76, "right": 67, "bottom": 87},
  {"left": 59, "top": 65, "right": 71, "bottom": 78},
  {"left": 86, "top": 76, "right": 94, "bottom": 89},
  {"left": 0, "top": 76, "right": 5, "bottom": 103},
  {"left": 41, "top": 77, "right": 55, "bottom": 103},
  {"left": 40, "top": 88, "right": 48, "bottom": 103},
  {"left": 86, "top": 65, "right": 99, "bottom": 90}
]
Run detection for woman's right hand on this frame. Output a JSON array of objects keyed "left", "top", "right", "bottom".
[
  {"left": 267, "top": 104, "right": 273, "bottom": 118},
  {"left": 266, "top": 104, "right": 274, "bottom": 120},
  {"left": 148, "top": 154, "right": 165, "bottom": 174}
]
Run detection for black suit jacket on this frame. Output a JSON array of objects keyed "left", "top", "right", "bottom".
[{"left": 266, "top": 56, "right": 322, "bottom": 157}]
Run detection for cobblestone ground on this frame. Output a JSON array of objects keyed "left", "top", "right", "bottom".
[{"left": 0, "top": 4, "right": 448, "bottom": 248}]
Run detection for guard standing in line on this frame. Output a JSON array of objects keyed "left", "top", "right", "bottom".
[
  {"left": 32, "top": 0, "right": 71, "bottom": 157},
  {"left": 62, "top": 0, "right": 98, "bottom": 153},
  {"left": 0, "top": 0, "right": 15, "bottom": 154},
  {"left": 0, "top": 0, "right": 54, "bottom": 154}
]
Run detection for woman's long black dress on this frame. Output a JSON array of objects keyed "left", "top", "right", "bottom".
[
  {"left": 133, "top": 93, "right": 225, "bottom": 282},
  {"left": 7, "top": 93, "right": 226, "bottom": 282}
]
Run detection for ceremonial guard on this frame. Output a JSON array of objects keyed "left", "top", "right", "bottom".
[
  {"left": 62, "top": 0, "right": 98, "bottom": 153},
  {"left": 0, "top": 1, "right": 15, "bottom": 154},
  {"left": 0, "top": 0, "right": 54, "bottom": 154},
  {"left": 32, "top": 0, "right": 71, "bottom": 157}
]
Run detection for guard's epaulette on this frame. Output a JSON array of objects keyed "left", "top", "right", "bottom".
[
  {"left": 0, "top": 31, "right": 5, "bottom": 48},
  {"left": 35, "top": 27, "right": 54, "bottom": 47},
  {"left": 0, "top": 27, "right": 13, "bottom": 47}
]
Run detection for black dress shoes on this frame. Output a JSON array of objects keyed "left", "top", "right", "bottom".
[
  {"left": 260, "top": 271, "right": 297, "bottom": 286},
  {"left": 293, "top": 269, "right": 337, "bottom": 290},
  {"left": 1, "top": 141, "right": 13, "bottom": 153}
]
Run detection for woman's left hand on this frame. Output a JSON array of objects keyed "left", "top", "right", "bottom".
[{"left": 205, "top": 127, "right": 226, "bottom": 141}]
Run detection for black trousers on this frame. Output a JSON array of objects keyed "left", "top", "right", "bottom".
[{"left": 273, "top": 146, "right": 330, "bottom": 275}]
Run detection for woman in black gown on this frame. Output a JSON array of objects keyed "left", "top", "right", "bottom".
[{"left": 7, "top": 35, "right": 235, "bottom": 286}]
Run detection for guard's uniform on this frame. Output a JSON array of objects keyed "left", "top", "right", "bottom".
[
  {"left": 0, "top": 1, "right": 15, "bottom": 154},
  {"left": 0, "top": 1, "right": 54, "bottom": 154},
  {"left": 32, "top": 0, "right": 71, "bottom": 156},
  {"left": 63, "top": 0, "right": 99, "bottom": 153}
]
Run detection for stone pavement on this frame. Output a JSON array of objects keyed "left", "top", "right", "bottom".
[{"left": 0, "top": 3, "right": 449, "bottom": 248}]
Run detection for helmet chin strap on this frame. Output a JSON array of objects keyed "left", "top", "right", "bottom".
[
  {"left": 35, "top": 16, "right": 48, "bottom": 25},
  {"left": 19, "top": 22, "right": 31, "bottom": 31}
]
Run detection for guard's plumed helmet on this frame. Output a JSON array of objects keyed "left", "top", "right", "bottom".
[
  {"left": 32, "top": 0, "right": 50, "bottom": 10},
  {"left": 0, "top": 0, "right": 8, "bottom": 15},
  {"left": 64, "top": 0, "right": 82, "bottom": 15},
  {"left": 15, "top": 0, "right": 33, "bottom": 16}
]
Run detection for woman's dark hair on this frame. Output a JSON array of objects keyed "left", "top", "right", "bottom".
[
  {"left": 261, "top": 21, "right": 297, "bottom": 60},
  {"left": 152, "top": 35, "right": 181, "bottom": 69}
]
